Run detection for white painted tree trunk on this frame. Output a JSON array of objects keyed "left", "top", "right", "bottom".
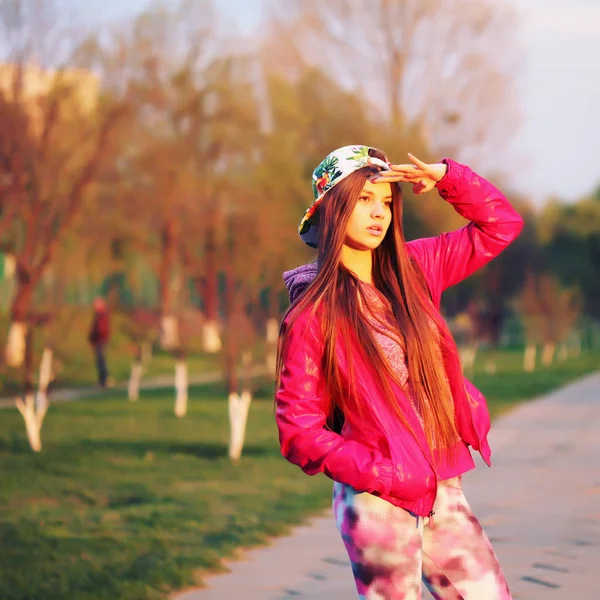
[
  {"left": 5, "top": 321, "right": 27, "bottom": 368},
  {"left": 266, "top": 318, "right": 279, "bottom": 376},
  {"left": 459, "top": 345, "right": 478, "bottom": 372},
  {"left": 174, "top": 360, "right": 188, "bottom": 418},
  {"left": 128, "top": 361, "right": 143, "bottom": 401},
  {"left": 266, "top": 351, "right": 277, "bottom": 377},
  {"left": 228, "top": 390, "right": 252, "bottom": 462},
  {"left": 523, "top": 344, "right": 536, "bottom": 372},
  {"left": 160, "top": 315, "right": 179, "bottom": 350},
  {"left": 4, "top": 253, "right": 16, "bottom": 277},
  {"left": 266, "top": 318, "right": 279, "bottom": 344},
  {"left": 541, "top": 342, "right": 556, "bottom": 366},
  {"left": 202, "top": 320, "right": 221, "bottom": 353},
  {"left": 15, "top": 393, "right": 48, "bottom": 452},
  {"left": 36, "top": 348, "right": 53, "bottom": 413}
]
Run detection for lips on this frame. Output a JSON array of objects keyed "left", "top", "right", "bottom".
[{"left": 367, "top": 225, "right": 383, "bottom": 233}]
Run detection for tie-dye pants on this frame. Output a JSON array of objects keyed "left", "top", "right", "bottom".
[{"left": 332, "top": 476, "right": 512, "bottom": 599}]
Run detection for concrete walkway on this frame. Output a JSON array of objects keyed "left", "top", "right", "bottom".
[{"left": 173, "top": 371, "right": 600, "bottom": 600}]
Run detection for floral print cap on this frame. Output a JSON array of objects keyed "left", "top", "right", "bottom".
[{"left": 299, "top": 145, "right": 390, "bottom": 248}]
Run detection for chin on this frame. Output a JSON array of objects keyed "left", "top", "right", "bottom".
[
  {"left": 364, "top": 234, "right": 387, "bottom": 248},
  {"left": 348, "top": 238, "right": 383, "bottom": 251}
]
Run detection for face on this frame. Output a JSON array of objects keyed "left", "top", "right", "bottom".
[{"left": 344, "top": 179, "right": 392, "bottom": 251}]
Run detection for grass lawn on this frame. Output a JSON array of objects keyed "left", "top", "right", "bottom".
[
  {"left": 0, "top": 351, "right": 598, "bottom": 600},
  {"left": 467, "top": 350, "right": 599, "bottom": 419}
]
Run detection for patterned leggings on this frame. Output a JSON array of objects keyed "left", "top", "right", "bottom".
[{"left": 332, "top": 476, "right": 512, "bottom": 599}]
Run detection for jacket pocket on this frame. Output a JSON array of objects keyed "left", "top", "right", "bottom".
[{"left": 385, "top": 433, "right": 436, "bottom": 502}]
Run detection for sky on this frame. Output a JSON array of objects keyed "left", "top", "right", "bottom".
[{"left": 58, "top": 0, "right": 600, "bottom": 206}]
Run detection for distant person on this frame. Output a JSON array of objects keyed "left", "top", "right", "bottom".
[
  {"left": 275, "top": 146, "right": 523, "bottom": 599},
  {"left": 88, "top": 297, "right": 112, "bottom": 388}
]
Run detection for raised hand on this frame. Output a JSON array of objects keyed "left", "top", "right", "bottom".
[{"left": 370, "top": 153, "right": 448, "bottom": 195}]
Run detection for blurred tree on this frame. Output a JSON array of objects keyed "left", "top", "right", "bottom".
[
  {"left": 515, "top": 273, "right": 583, "bottom": 371},
  {"left": 264, "top": 0, "right": 521, "bottom": 175},
  {"left": 178, "top": 52, "right": 265, "bottom": 458},
  {"left": 0, "top": 0, "right": 127, "bottom": 450},
  {"left": 88, "top": 1, "right": 231, "bottom": 414},
  {"left": 537, "top": 195, "right": 600, "bottom": 319}
]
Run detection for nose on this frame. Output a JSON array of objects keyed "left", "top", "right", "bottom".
[{"left": 371, "top": 200, "right": 386, "bottom": 219}]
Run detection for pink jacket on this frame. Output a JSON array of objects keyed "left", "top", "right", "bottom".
[{"left": 275, "top": 159, "right": 524, "bottom": 517}]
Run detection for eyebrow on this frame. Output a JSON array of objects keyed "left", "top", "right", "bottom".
[{"left": 361, "top": 190, "right": 392, "bottom": 199}]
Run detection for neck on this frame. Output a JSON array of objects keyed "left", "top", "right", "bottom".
[{"left": 341, "top": 245, "right": 373, "bottom": 284}]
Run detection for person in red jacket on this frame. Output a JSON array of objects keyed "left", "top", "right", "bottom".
[
  {"left": 88, "top": 296, "right": 112, "bottom": 388},
  {"left": 275, "top": 145, "right": 523, "bottom": 599}
]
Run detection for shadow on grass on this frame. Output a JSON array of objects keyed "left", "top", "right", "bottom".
[
  {"left": 68, "top": 379, "right": 276, "bottom": 404},
  {"left": 73, "top": 438, "right": 277, "bottom": 460}
]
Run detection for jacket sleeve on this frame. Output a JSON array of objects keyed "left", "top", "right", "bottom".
[
  {"left": 407, "top": 159, "right": 524, "bottom": 302},
  {"left": 275, "top": 314, "right": 394, "bottom": 495}
]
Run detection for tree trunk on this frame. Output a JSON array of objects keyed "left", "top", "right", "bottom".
[
  {"left": 6, "top": 272, "right": 36, "bottom": 367},
  {"left": 523, "top": 343, "right": 536, "bottom": 372},
  {"left": 141, "top": 341, "right": 152, "bottom": 367},
  {"left": 16, "top": 393, "right": 47, "bottom": 452},
  {"left": 265, "top": 317, "right": 279, "bottom": 376},
  {"left": 459, "top": 344, "right": 478, "bottom": 373},
  {"left": 158, "top": 220, "right": 180, "bottom": 351},
  {"left": 228, "top": 390, "right": 252, "bottom": 462},
  {"left": 203, "top": 217, "right": 218, "bottom": 321},
  {"left": 199, "top": 217, "right": 221, "bottom": 353},
  {"left": 36, "top": 347, "right": 53, "bottom": 412},
  {"left": 5, "top": 321, "right": 27, "bottom": 367},
  {"left": 174, "top": 359, "right": 188, "bottom": 417},
  {"left": 541, "top": 341, "right": 555, "bottom": 366},
  {"left": 160, "top": 314, "right": 180, "bottom": 350},
  {"left": 202, "top": 320, "right": 221, "bottom": 353},
  {"left": 266, "top": 317, "right": 279, "bottom": 344},
  {"left": 266, "top": 352, "right": 277, "bottom": 377},
  {"left": 128, "top": 361, "right": 143, "bottom": 401}
]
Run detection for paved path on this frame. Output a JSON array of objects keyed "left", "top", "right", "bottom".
[
  {"left": 0, "top": 366, "right": 268, "bottom": 409},
  {"left": 173, "top": 371, "right": 600, "bottom": 600}
]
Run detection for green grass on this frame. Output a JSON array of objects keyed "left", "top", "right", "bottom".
[
  {"left": 0, "top": 352, "right": 598, "bottom": 600},
  {"left": 467, "top": 350, "right": 600, "bottom": 419}
]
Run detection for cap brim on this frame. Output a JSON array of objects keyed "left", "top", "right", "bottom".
[{"left": 299, "top": 222, "right": 319, "bottom": 248}]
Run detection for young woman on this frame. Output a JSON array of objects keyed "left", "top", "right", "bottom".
[{"left": 274, "top": 145, "right": 523, "bottom": 600}]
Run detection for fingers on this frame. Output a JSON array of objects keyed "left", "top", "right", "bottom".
[
  {"left": 413, "top": 180, "right": 435, "bottom": 194},
  {"left": 407, "top": 152, "right": 429, "bottom": 170},
  {"left": 390, "top": 154, "right": 430, "bottom": 174},
  {"left": 389, "top": 164, "right": 421, "bottom": 173},
  {"left": 370, "top": 152, "right": 435, "bottom": 188},
  {"left": 377, "top": 166, "right": 423, "bottom": 178},
  {"left": 372, "top": 173, "right": 422, "bottom": 185},
  {"left": 370, "top": 173, "right": 413, "bottom": 184}
]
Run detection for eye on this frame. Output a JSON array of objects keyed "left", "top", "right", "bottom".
[
  {"left": 384, "top": 200, "right": 392, "bottom": 207},
  {"left": 359, "top": 195, "right": 371, "bottom": 202}
]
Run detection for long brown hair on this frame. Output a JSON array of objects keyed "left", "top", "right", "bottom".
[{"left": 276, "top": 148, "right": 458, "bottom": 466}]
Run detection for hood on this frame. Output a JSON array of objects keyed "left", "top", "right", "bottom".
[{"left": 283, "top": 262, "right": 318, "bottom": 304}]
